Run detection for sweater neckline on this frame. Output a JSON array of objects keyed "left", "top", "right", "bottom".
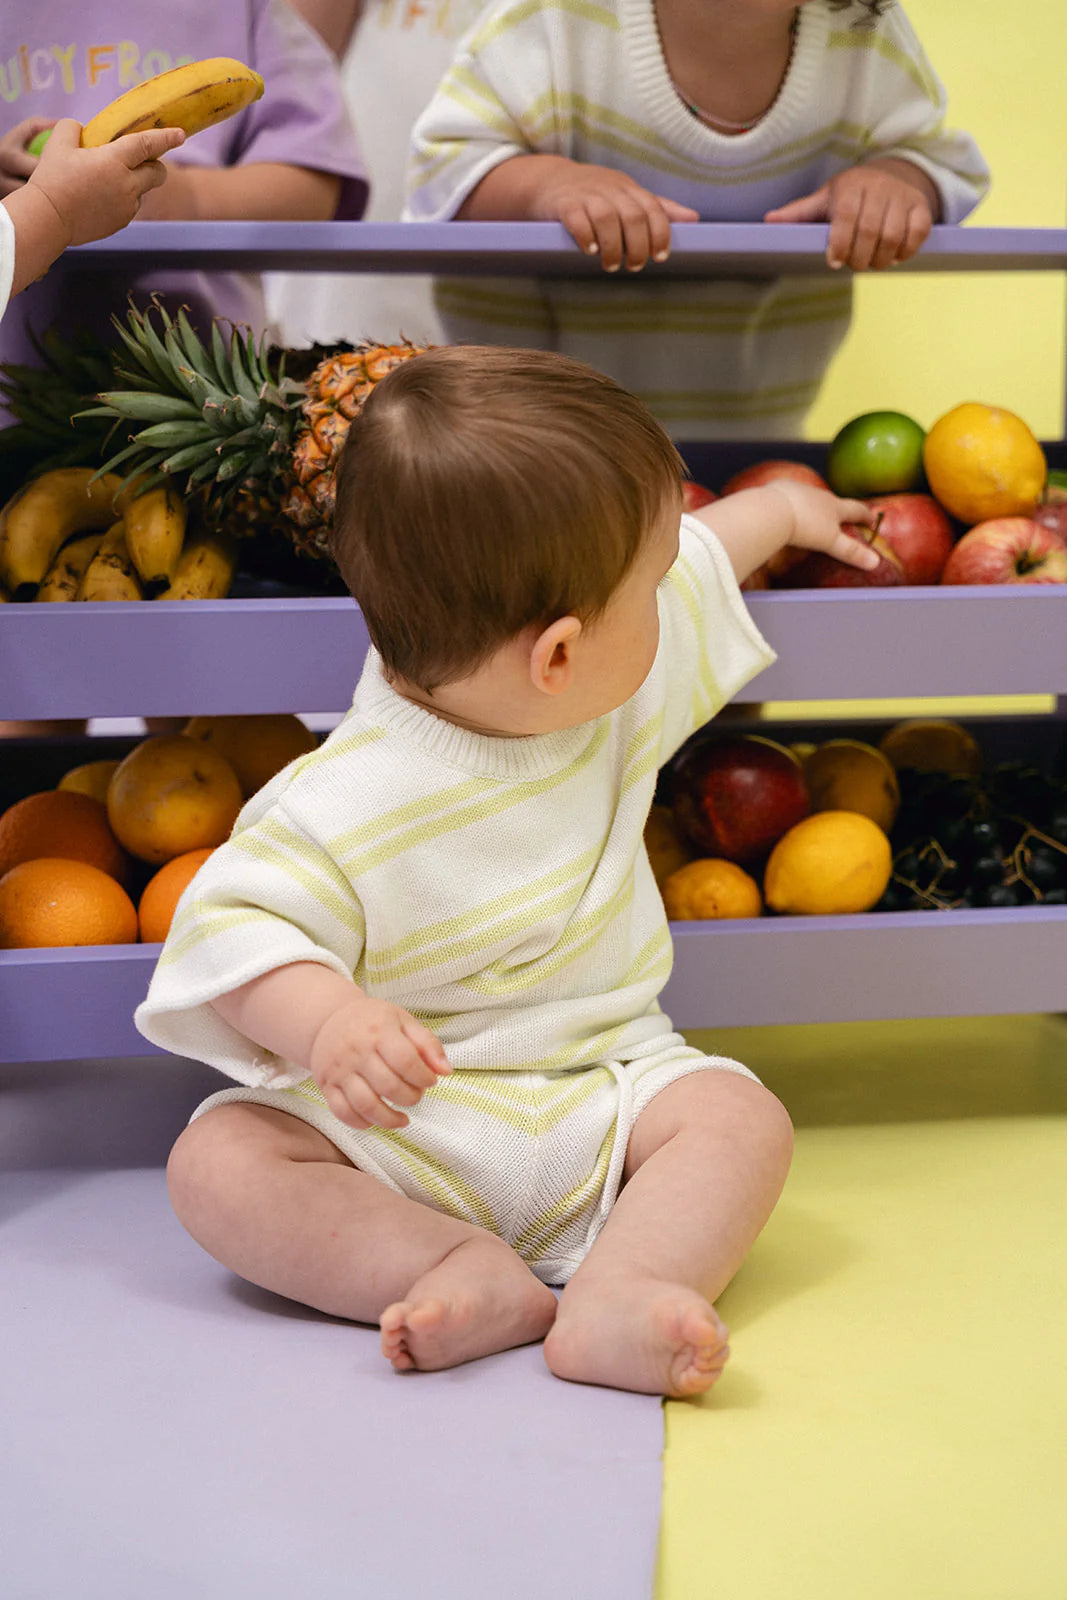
[
  {"left": 352, "top": 651, "right": 606, "bottom": 780},
  {"left": 622, "top": 0, "right": 827, "bottom": 166}
]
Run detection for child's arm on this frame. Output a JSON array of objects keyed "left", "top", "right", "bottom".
[
  {"left": 289, "top": 0, "right": 365, "bottom": 59},
  {"left": 765, "top": 9, "right": 988, "bottom": 271},
  {"left": 136, "top": 161, "right": 341, "bottom": 223},
  {"left": 691, "top": 483, "right": 880, "bottom": 586},
  {"left": 1, "top": 119, "right": 185, "bottom": 297},
  {"left": 211, "top": 963, "right": 451, "bottom": 1132}
]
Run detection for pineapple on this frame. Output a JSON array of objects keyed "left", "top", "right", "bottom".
[{"left": 84, "top": 302, "right": 426, "bottom": 562}]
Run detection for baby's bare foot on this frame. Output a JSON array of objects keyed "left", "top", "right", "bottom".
[
  {"left": 380, "top": 1237, "right": 557, "bottom": 1373},
  {"left": 543, "top": 1275, "right": 730, "bottom": 1398}
]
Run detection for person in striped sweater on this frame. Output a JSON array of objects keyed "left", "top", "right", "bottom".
[
  {"left": 141, "top": 346, "right": 880, "bottom": 1396},
  {"left": 403, "top": 0, "right": 989, "bottom": 438}
]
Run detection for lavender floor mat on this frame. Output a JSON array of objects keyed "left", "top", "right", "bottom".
[{"left": 1, "top": 1064, "right": 664, "bottom": 1600}]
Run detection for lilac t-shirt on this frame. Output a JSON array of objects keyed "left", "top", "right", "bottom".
[{"left": 1, "top": 0, "right": 368, "bottom": 367}]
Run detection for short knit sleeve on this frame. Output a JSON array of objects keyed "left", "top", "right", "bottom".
[
  {"left": 404, "top": 0, "right": 558, "bottom": 220},
  {"left": 135, "top": 799, "right": 366, "bottom": 1088},
  {"left": 656, "top": 515, "right": 777, "bottom": 763}
]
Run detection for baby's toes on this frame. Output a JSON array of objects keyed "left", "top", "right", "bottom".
[
  {"left": 669, "top": 1305, "right": 730, "bottom": 1397},
  {"left": 380, "top": 1301, "right": 416, "bottom": 1370}
]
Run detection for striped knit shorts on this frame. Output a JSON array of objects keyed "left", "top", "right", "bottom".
[{"left": 190, "top": 1044, "right": 760, "bottom": 1285}]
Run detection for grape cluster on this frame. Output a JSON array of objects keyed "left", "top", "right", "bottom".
[{"left": 876, "top": 763, "right": 1067, "bottom": 912}]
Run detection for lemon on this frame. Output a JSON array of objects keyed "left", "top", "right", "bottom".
[
  {"left": 764, "top": 811, "right": 891, "bottom": 916},
  {"left": 662, "top": 858, "right": 762, "bottom": 920},
  {"left": 923, "top": 403, "right": 1046, "bottom": 524},
  {"left": 803, "top": 740, "right": 900, "bottom": 833}
]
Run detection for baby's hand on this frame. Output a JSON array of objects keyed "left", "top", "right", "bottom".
[
  {"left": 764, "top": 161, "right": 935, "bottom": 271},
  {"left": 765, "top": 481, "right": 882, "bottom": 572},
  {"left": 309, "top": 996, "right": 451, "bottom": 1132},
  {"left": 0, "top": 116, "right": 56, "bottom": 198},
  {"left": 28, "top": 119, "right": 186, "bottom": 246},
  {"left": 531, "top": 160, "right": 699, "bottom": 272}
]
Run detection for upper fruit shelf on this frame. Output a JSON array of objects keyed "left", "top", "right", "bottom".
[{"left": 69, "top": 220, "right": 1067, "bottom": 278}]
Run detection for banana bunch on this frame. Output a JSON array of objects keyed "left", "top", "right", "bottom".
[
  {"left": 0, "top": 468, "right": 236, "bottom": 602},
  {"left": 81, "top": 58, "right": 264, "bottom": 147}
]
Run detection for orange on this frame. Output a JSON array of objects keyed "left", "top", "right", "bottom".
[
  {"left": 879, "top": 719, "right": 982, "bottom": 777},
  {"left": 644, "top": 804, "right": 692, "bottom": 887},
  {"left": 803, "top": 740, "right": 900, "bottom": 833},
  {"left": 0, "top": 789, "right": 128, "bottom": 883},
  {"left": 58, "top": 759, "right": 121, "bottom": 805},
  {"left": 0, "top": 857, "right": 138, "bottom": 948},
  {"left": 183, "top": 714, "right": 317, "bottom": 798},
  {"left": 138, "top": 847, "right": 215, "bottom": 943},
  {"left": 662, "top": 858, "right": 762, "bottom": 920},
  {"left": 764, "top": 812, "right": 891, "bottom": 916},
  {"left": 107, "top": 734, "right": 243, "bottom": 864},
  {"left": 923, "top": 403, "right": 1046, "bottom": 524}
]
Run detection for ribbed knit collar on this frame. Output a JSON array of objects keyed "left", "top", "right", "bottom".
[
  {"left": 622, "top": 0, "right": 826, "bottom": 166},
  {"left": 352, "top": 650, "right": 607, "bottom": 780}
]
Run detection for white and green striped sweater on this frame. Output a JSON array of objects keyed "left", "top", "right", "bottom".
[
  {"left": 403, "top": 0, "right": 989, "bottom": 438},
  {"left": 136, "top": 516, "right": 775, "bottom": 1086}
]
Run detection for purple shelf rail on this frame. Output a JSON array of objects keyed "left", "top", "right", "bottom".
[
  {"left": 1, "top": 586, "right": 1064, "bottom": 720},
  {"left": 3, "top": 905, "right": 1066, "bottom": 1063},
  {"left": 68, "top": 221, "right": 1067, "bottom": 278}
]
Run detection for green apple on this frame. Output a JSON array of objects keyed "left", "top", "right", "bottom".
[
  {"left": 26, "top": 128, "right": 52, "bottom": 157},
  {"left": 826, "top": 410, "right": 926, "bottom": 498}
]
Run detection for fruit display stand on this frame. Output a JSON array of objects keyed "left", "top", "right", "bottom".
[{"left": 1, "top": 220, "right": 1066, "bottom": 1062}]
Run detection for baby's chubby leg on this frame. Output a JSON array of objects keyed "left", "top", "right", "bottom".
[
  {"left": 167, "top": 1102, "right": 557, "bottom": 1370},
  {"left": 544, "top": 1071, "right": 793, "bottom": 1398}
]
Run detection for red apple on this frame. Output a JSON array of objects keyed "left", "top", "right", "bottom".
[
  {"left": 672, "top": 736, "right": 811, "bottom": 864},
  {"left": 941, "top": 518, "right": 1067, "bottom": 585},
  {"left": 777, "top": 530, "right": 906, "bottom": 589},
  {"left": 682, "top": 481, "right": 717, "bottom": 513},
  {"left": 865, "top": 493, "right": 955, "bottom": 585},
  {"left": 720, "top": 459, "right": 828, "bottom": 496}
]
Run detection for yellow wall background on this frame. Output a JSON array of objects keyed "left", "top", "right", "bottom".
[{"left": 806, "top": 0, "right": 1067, "bottom": 441}]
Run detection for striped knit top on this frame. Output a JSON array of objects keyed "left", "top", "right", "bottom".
[
  {"left": 402, "top": 0, "right": 990, "bottom": 437},
  {"left": 135, "top": 516, "right": 775, "bottom": 1087}
]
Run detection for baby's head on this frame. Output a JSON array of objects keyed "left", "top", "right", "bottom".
[{"left": 331, "top": 346, "right": 684, "bottom": 729}]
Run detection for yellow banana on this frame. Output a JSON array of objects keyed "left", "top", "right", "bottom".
[
  {"left": 0, "top": 468, "right": 122, "bottom": 597},
  {"left": 80, "top": 521, "right": 145, "bottom": 602},
  {"left": 81, "top": 58, "right": 264, "bottom": 147},
  {"left": 157, "top": 528, "right": 238, "bottom": 600},
  {"left": 122, "top": 483, "right": 187, "bottom": 589},
  {"left": 37, "top": 531, "right": 104, "bottom": 601}
]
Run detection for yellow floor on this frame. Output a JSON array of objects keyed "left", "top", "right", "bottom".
[{"left": 659, "top": 1015, "right": 1067, "bottom": 1600}]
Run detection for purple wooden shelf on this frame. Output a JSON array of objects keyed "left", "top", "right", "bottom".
[
  {"left": 2, "top": 587, "right": 1064, "bottom": 719},
  {"left": 3, "top": 905, "right": 1066, "bottom": 1062},
  {"left": 67, "top": 222, "right": 1067, "bottom": 279}
]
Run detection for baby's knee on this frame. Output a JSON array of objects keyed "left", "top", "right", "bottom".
[{"left": 166, "top": 1105, "right": 260, "bottom": 1230}]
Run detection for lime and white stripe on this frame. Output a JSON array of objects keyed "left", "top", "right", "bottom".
[
  {"left": 135, "top": 517, "right": 774, "bottom": 1091},
  {"left": 404, "top": 0, "right": 989, "bottom": 439}
]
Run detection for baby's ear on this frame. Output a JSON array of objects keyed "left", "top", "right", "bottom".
[{"left": 530, "top": 616, "right": 583, "bottom": 696}]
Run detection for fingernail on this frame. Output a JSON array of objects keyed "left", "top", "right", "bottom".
[
  {"left": 828, "top": 258, "right": 843, "bottom": 270},
  {"left": 586, "top": 241, "right": 599, "bottom": 254},
  {"left": 604, "top": 262, "right": 620, "bottom": 273},
  {"left": 653, "top": 250, "right": 669, "bottom": 262}
]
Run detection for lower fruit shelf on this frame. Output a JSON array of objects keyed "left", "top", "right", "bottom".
[{"left": 3, "top": 906, "right": 1066, "bottom": 1063}]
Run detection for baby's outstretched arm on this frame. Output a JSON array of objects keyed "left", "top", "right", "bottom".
[
  {"left": 210, "top": 962, "right": 450, "bottom": 1131},
  {"left": 693, "top": 482, "right": 881, "bottom": 585}
]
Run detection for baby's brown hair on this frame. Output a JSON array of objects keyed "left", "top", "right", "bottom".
[{"left": 331, "top": 346, "right": 684, "bottom": 690}]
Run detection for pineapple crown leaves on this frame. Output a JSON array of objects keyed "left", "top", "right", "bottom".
[
  {"left": 0, "top": 324, "right": 116, "bottom": 475},
  {"left": 85, "top": 299, "right": 305, "bottom": 505}
]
